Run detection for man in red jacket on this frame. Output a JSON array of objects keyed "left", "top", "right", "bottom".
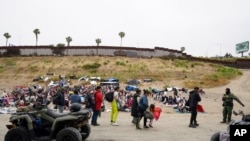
[{"left": 91, "top": 86, "right": 103, "bottom": 126}]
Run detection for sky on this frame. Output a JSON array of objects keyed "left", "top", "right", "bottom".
[{"left": 1, "top": 0, "right": 250, "bottom": 57}]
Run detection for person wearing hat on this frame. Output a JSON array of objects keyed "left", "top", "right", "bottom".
[
  {"left": 188, "top": 87, "right": 201, "bottom": 128},
  {"left": 221, "top": 88, "right": 245, "bottom": 123}
]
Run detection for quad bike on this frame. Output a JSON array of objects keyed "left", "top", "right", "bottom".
[
  {"left": 4, "top": 101, "right": 92, "bottom": 141},
  {"left": 210, "top": 110, "right": 250, "bottom": 141}
]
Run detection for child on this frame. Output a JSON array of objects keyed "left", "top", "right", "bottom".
[
  {"left": 148, "top": 104, "right": 162, "bottom": 128},
  {"left": 148, "top": 104, "right": 155, "bottom": 127}
]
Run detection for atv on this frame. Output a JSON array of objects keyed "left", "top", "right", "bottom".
[
  {"left": 210, "top": 110, "right": 250, "bottom": 141},
  {"left": 4, "top": 101, "right": 92, "bottom": 141}
]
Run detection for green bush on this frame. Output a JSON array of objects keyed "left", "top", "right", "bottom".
[
  {"left": 82, "top": 62, "right": 101, "bottom": 69},
  {"left": 173, "top": 59, "right": 189, "bottom": 68},
  {"left": 116, "top": 61, "right": 126, "bottom": 66},
  {"left": 216, "top": 67, "right": 242, "bottom": 78},
  {"left": 103, "top": 60, "right": 110, "bottom": 65}
]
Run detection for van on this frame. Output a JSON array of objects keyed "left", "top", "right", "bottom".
[{"left": 100, "top": 82, "right": 119, "bottom": 87}]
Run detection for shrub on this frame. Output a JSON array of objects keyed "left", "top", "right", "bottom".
[
  {"left": 116, "top": 61, "right": 126, "bottom": 66},
  {"left": 103, "top": 60, "right": 110, "bottom": 65},
  {"left": 82, "top": 62, "right": 101, "bottom": 69},
  {"left": 173, "top": 59, "right": 189, "bottom": 68}
]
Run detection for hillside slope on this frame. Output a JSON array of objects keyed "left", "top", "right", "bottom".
[{"left": 0, "top": 56, "right": 242, "bottom": 90}]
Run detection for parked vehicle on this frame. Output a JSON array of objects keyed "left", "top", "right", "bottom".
[
  {"left": 69, "top": 74, "right": 77, "bottom": 79},
  {"left": 125, "top": 85, "right": 139, "bottom": 91},
  {"left": 143, "top": 79, "right": 153, "bottom": 82},
  {"left": 5, "top": 101, "right": 92, "bottom": 141},
  {"left": 100, "top": 82, "right": 119, "bottom": 87},
  {"left": 90, "top": 77, "right": 101, "bottom": 84},
  {"left": 78, "top": 76, "right": 89, "bottom": 81},
  {"left": 33, "top": 76, "right": 49, "bottom": 82},
  {"left": 127, "top": 79, "right": 140, "bottom": 85}
]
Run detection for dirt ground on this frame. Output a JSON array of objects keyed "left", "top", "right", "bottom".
[{"left": 0, "top": 70, "right": 250, "bottom": 141}]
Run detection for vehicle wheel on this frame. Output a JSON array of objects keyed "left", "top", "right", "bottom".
[
  {"left": 5, "top": 127, "right": 30, "bottom": 141},
  {"left": 80, "top": 124, "right": 91, "bottom": 140},
  {"left": 56, "top": 127, "right": 81, "bottom": 141},
  {"left": 210, "top": 132, "right": 220, "bottom": 141}
]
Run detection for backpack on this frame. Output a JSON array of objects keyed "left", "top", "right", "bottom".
[
  {"left": 85, "top": 94, "right": 95, "bottom": 108},
  {"left": 105, "top": 92, "right": 114, "bottom": 102}
]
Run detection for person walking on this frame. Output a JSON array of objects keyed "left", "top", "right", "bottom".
[
  {"left": 91, "top": 86, "right": 103, "bottom": 126},
  {"left": 110, "top": 86, "right": 120, "bottom": 126},
  {"left": 131, "top": 89, "right": 141, "bottom": 124},
  {"left": 221, "top": 88, "right": 244, "bottom": 123},
  {"left": 136, "top": 90, "right": 150, "bottom": 129},
  {"left": 188, "top": 87, "right": 201, "bottom": 128}
]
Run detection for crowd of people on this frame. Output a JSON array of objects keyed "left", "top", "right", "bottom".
[
  {"left": 1, "top": 82, "right": 245, "bottom": 130},
  {"left": 152, "top": 88, "right": 190, "bottom": 113}
]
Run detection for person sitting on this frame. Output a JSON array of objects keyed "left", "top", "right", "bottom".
[
  {"left": 178, "top": 99, "right": 186, "bottom": 112},
  {"left": 69, "top": 90, "right": 81, "bottom": 105},
  {"left": 167, "top": 96, "right": 174, "bottom": 105}
]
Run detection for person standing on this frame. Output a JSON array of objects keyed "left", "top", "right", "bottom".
[
  {"left": 148, "top": 104, "right": 155, "bottom": 128},
  {"left": 110, "top": 86, "right": 120, "bottom": 126},
  {"left": 188, "top": 87, "right": 201, "bottom": 128},
  {"left": 136, "top": 90, "right": 150, "bottom": 129},
  {"left": 131, "top": 89, "right": 141, "bottom": 124},
  {"left": 57, "top": 87, "right": 66, "bottom": 113},
  {"left": 221, "top": 88, "right": 244, "bottom": 123},
  {"left": 91, "top": 86, "right": 103, "bottom": 126}
]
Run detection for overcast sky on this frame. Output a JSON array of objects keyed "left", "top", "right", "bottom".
[{"left": 1, "top": 0, "right": 250, "bottom": 57}]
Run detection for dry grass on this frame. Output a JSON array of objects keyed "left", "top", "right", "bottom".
[{"left": 0, "top": 56, "right": 242, "bottom": 89}]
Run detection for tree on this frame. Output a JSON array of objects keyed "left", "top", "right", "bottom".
[
  {"left": 3, "top": 32, "right": 11, "bottom": 46},
  {"left": 224, "top": 52, "right": 233, "bottom": 58},
  {"left": 118, "top": 31, "right": 125, "bottom": 46},
  {"left": 95, "top": 38, "right": 101, "bottom": 46},
  {"left": 180, "top": 47, "right": 185, "bottom": 52},
  {"left": 66, "top": 36, "right": 72, "bottom": 47},
  {"left": 51, "top": 44, "right": 65, "bottom": 56},
  {"left": 33, "top": 28, "right": 40, "bottom": 46},
  {"left": 95, "top": 38, "right": 101, "bottom": 55}
]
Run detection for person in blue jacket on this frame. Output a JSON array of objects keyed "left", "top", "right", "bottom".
[{"left": 136, "top": 90, "right": 150, "bottom": 129}]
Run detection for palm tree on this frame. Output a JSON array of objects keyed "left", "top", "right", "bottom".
[
  {"left": 66, "top": 36, "right": 72, "bottom": 47},
  {"left": 95, "top": 38, "right": 101, "bottom": 46},
  {"left": 180, "top": 47, "right": 185, "bottom": 52},
  {"left": 3, "top": 33, "right": 11, "bottom": 46},
  {"left": 118, "top": 31, "right": 125, "bottom": 46},
  {"left": 33, "top": 28, "right": 40, "bottom": 46}
]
